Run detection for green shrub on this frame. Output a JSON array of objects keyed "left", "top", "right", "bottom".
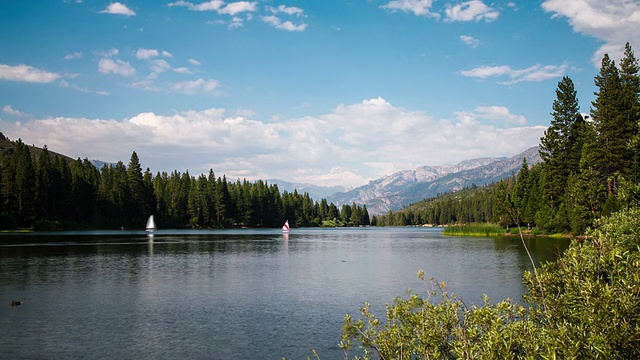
[
  {"left": 342, "top": 208, "right": 640, "bottom": 359},
  {"left": 33, "top": 219, "right": 63, "bottom": 231}
]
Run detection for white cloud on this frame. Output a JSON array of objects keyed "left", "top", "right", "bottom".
[
  {"left": 3, "top": 98, "right": 544, "bottom": 188},
  {"left": 64, "top": 52, "right": 82, "bottom": 60},
  {"left": 541, "top": 0, "right": 640, "bottom": 66},
  {"left": 456, "top": 106, "right": 527, "bottom": 125},
  {"left": 136, "top": 48, "right": 173, "bottom": 60},
  {"left": 445, "top": 1, "right": 499, "bottom": 22},
  {"left": 173, "top": 67, "right": 193, "bottom": 74},
  {"left": 130, "top": 79, "right": 161, "bottom": 92},
  {"left": 98, "top": 58, "right": 136, "bottom": 77},
  {"left": 189, "top": 58, "right": 202, "bottom": 66},
  {"left": 3, "top": 105, "right": 30, "bottom": 117},
  {"left": 0, "top": 64, "right": 61, "bottom": 83},
  {"left": 59, "top": 80, "right": 110, "bottom": 95},
  {"left": 169, "top": 78, "right": 221, "bottom": 94},
  {"left": 267, "top": 5, "right": 305, "bottom": 17},
  {"left": 100, "top": 2, "right": 136, "bottom": 16},
  {"left": 168, "top": 0, "right": 224, "bottom": 11},
  {"left": 168, "top": 0, "right": 256, "bottom": 15},
  {"left": 460, "top": 64, "right": 568, "bottom": 84},
  {"left": 150, "top": 59, "right": 172, "bottom": 75},
  {"left": 261, "top": 15, "right": 307, "bottom": 31},
  {"left": 228, "top": 16, "right": 244, "bottom": 29},
  {"left": 136, "top": 49, "right": 158, "bottom": 60},
  {"left": 381, "top": 0, "right": 440, "bottom": 18},
  {"left": 219, "top": 1, "right": 257, "bottom": 15},
  {"left": 460, "top": 35, "right": 480, "bottom": 48},
  {"left": 96, "top": 48, "right": 119, "bottom": 58}
]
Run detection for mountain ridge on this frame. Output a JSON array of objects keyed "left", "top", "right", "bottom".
[{"left": 326, "top": 146, "right": 541, "bottom": 215}]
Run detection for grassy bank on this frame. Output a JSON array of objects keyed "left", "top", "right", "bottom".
[{"left": 443, "top": 223, "right": 506, "bottom": 237}]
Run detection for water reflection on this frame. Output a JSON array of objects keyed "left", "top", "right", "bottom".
[{"left": 0, "top": 228, "right": 570, "bottom": 359}]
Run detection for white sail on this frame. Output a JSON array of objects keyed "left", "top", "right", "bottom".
[
  {"left": 146, "top": 215, "right": 156, "bottom": 231},
  {"left": 282, "top": 220, "right": 290, "bottom": 232}
]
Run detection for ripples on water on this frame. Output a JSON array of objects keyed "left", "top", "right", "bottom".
[{"left": 0, "top": 228, "right": 568, "bottom": 359}]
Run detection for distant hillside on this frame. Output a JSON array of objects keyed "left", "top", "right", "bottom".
[
  {"left": 327, "top": 146, "right": 541, "bottom": 215},
  {"left": 0, "top": 134, "right": 76, "bottom": 164},
  {"left": 266, "top": 179, "right": 346, "bottom": 201}
]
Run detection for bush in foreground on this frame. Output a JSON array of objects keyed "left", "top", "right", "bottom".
[{"left": 341, "top": 208, "right": 640, "bottom": 359}]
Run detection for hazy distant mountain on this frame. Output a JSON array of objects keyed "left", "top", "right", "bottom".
[
  {"left": 327, "top": 146, "right": 541, "bottom": 215},
  {"left": 90, "top": 160, "right": 116, "bottom": 170},
  {"left": 266, "top": 179, "right": 346, "bottom": 201}
]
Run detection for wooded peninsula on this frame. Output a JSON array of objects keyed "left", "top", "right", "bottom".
[{"left": 375, "top": 43, "right": 640, "bottom": 236}]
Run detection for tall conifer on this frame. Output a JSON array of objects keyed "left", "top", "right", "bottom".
[{"left": 539, "top": 76, "right": 581, "bottom": 209}]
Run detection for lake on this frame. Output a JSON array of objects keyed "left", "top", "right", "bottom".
[{"left": 0, "top": 227, "right": 569, "bottom": 359}]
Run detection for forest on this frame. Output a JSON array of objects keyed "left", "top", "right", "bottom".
[
  {"left": 0, "top": 135, "right": 369, "bottom": 230},
  {"left": 4, "top": 43, "right": 640, "bottom": 235},
  {"left": 375, "top": 43, "right": 640, "bottom": 235},
  {"left": 341, "top": 43, "right": 640, "bottom": 359}
]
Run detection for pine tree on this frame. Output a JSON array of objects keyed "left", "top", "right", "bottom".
[
  {"left": 589, "top": 53, "right": 630, "bottom": 196},
  {"left": 127, "top": 151, "right": 147, "bottom": 220},
  {"left": 539, "top": 76, "right": 581, "bottom": 209},
  {"left": 620, "top": 42, "right": 640, "bottom": 182}
]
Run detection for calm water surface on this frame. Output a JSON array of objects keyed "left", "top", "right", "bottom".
[{"left": 0, "top": 227, "right": 569, "bottom": 359}]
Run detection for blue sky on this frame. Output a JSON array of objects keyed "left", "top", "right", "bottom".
[{"left": 0, "top": 0, "right": 637, "bottom": 188}]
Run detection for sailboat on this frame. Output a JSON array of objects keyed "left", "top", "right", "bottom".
[
  {"left": 146, "top": 215, "right": 156, "bottom": 232},
  {"left": 282, "top": 220, "right": 290, "bottom": 233}
]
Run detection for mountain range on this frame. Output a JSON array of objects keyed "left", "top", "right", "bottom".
[
  {"left": 265, "top": 179, "right": 347, "bottom": 201},
  {"left": 320, "top": 146, "right": 541, "bottom": 215},
  {"left": 86, "top": 144, "right": 540, "bottom": 216}
]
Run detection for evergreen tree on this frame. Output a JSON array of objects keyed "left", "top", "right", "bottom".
[
  {"left": 36, "top": 146, "right": 56, "bottom": 219},
  {"left": 589, "top": 53, "right": 630, "bottom": 196},
  {"left": 13, "top": 140, "right": 36, "bottom": 226},
  {"left": 127, "top": 151, "right": 148, "bottom": 220},
  {"left": 620, "top": 42, "right": 640, "bottom": 182},
  {"left": 539, "top": 76, "right": 581, "bottom": 209},
  {"left": 513, "top": 158, "right": 529, "bottom": 225}
]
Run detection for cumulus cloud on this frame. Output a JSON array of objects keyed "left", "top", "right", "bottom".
[
  {"left": 64, "top": 52, "right": 82, "bottom": 60},
  {"left": 267, "top": 5, "right": 304, "bottom": 17},
  {"left": 173, "top": 67, "right": 193, "bottom": 74},
  {"left": 3, "top": 105, "right": 31, "bottom": 117},
  {"left": 541, "top": 0, "right": 640, "bottom": 66},
  {"left": 445, "top": 0, "right": 499, "bottom": 22},
  {"left": 100, "top": 2, "right": 136, "bottom": 16},
  {"left": 169, "top": 78, "right": 221, "bottom": 94},
  {"left": 168, "top": 0, "right": 256, "bottom": 15},
  {"left": 456, "top": 106, "right": 527, "bottom": 125},
  {"left": 3, "top": 98, "right": 545, "bottom": 188},
  {"left": 381, "top": 0, "right": 440, "bottom": 18},
  {"left": 261, "top": 15, "right": 307, "bottom": 31},
  {"left": 168, "top": 0, "right": 223, "bottom": 11},
  {"left": 460, "top": 64, "right": 568, "bottom": 84},
  {"left": 261, "top": 5, "right": 307, "bottom": 31},
  {"left": 218, "top": 1, "right": 257, "bottom": 15},
  {"left": 136, "top": 48, "right": 173, "bottom": 60},
  {"left": 0, "top": 64, "right": 61, "bottom": 83},
  {"left": 169, "top": 1, "right": 257, "bottom": 27},
  {"left": 98, "top": 58, "right": 136, "bottom": 77},
  {"left": 460, "top": 35, "right": 480, "bottom": 47}
]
